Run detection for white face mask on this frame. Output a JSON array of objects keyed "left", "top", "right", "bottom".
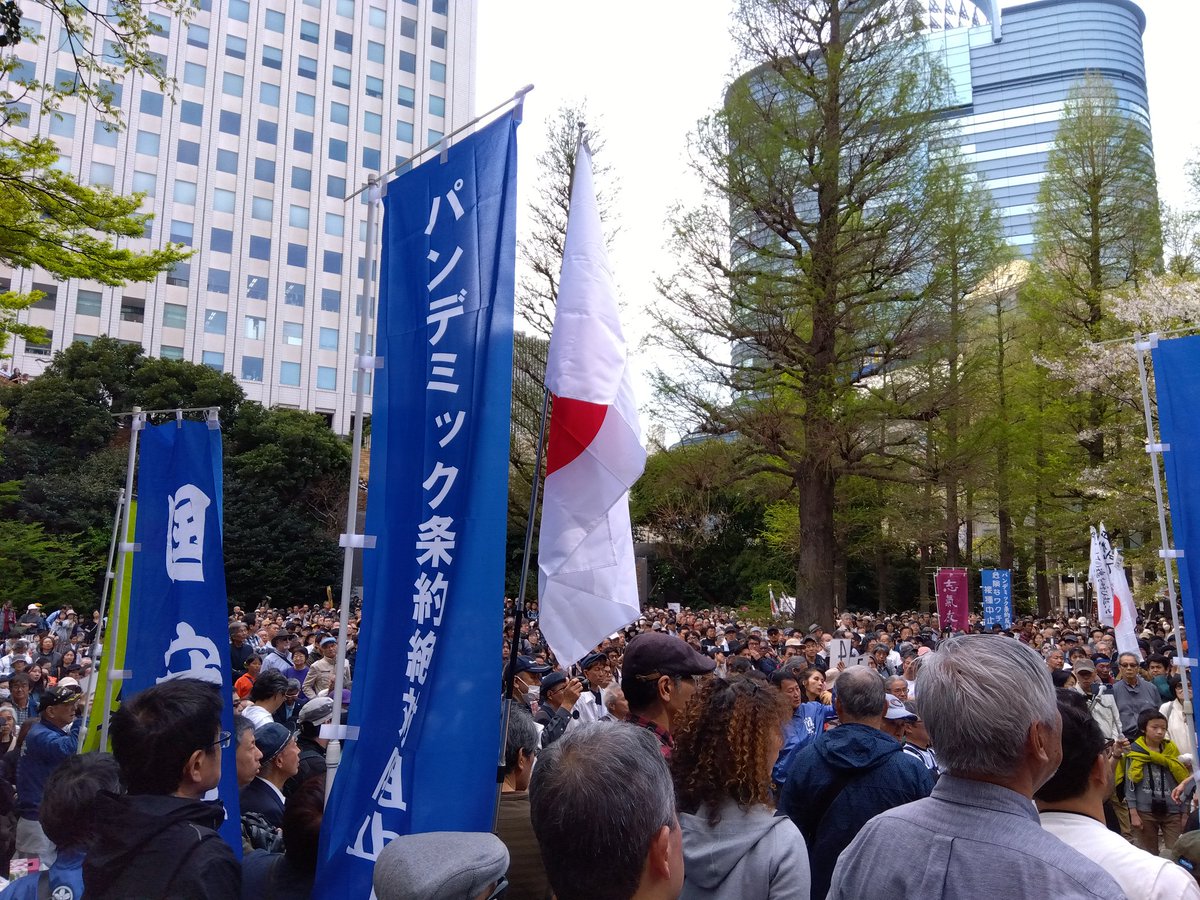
[{"left": 525, "top": 685, "right": 540, "bottom": 702}]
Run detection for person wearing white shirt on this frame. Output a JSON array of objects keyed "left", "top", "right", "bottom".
[
  {"left": 1037, "top": 688, "right": 1200, "bottom": 900},
  {"left": 242, "top": 669, "right": 288, "bottom": 730}
]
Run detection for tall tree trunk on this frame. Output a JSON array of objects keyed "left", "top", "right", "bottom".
[
  {"left": 919, "top": 544, "right": 931, "bottom": 611},
  {"left": 994, "top": 295, "right": 1015, "bottom": 570},
  {"left": 1034, "top": 532, "right": 1051, "bottom": 616},
  {"left": 795, "top": 465, "right": 836, "bottom": 628}
]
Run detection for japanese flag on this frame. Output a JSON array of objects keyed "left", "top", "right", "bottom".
[{"left": 537, "top": 142, "right": 645, "bottom": 666}]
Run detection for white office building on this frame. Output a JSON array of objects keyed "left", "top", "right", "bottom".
[{"left": 3, "top": 0, "right": 476, "bottom": 433}]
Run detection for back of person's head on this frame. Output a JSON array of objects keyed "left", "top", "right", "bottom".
[
  {"left": 234, "top": 712, "right": 255, "bottom": 746},
  {"left": 109, "top": 679, "right": 222, "bottom": 794},
  {"left": 282, "top": 777, "right": 325, "bottom": 871},
  {"left": 1035, "top": 689, "right": 1105, "bottom": 803},
  {"left": 671, "top": 676, "right": 790, "bottom": 825},
  {"left": 530, "top": 721, "right": 675, "bottom": 900},
  {"left": 835, "top": 666, "right": 886, "bottom": 721},
  {"left": 503, "top": 700, "right": 537, "bottom": 776},
  {"left": 41, "top": 752, "right": 123, "bottom": 850},
  {"left": 250, "top": 669, "right": 288, "bottom": 702},
  {"left": 726, "top": 656, "right": 754, "bottom": 675},
  {"left": 916, "top": 634, "right": 1056, "bottom": 778}
]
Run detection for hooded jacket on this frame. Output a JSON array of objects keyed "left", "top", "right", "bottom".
[
  {"left": 778, "top": 722, "right": 933, "bottom": 900},
  {"left": 679, "top": 801, "right": 810, "bottom": 900},
  {"left": 773, "top": 701, "right": 835, "bottom": 786},
  {"left": 82, "top": 792, "right": 240, "bottom": 900}
]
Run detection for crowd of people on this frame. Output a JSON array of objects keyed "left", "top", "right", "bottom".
[{"left": 2, "top": 596, "right": 1200, "bottom": 898}]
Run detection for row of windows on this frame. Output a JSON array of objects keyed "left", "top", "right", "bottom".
[{"left": 77, "top": 285, "right": 345, "bottom": 318}]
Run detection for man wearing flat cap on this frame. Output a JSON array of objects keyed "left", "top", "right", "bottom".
[
  {"left": 621, "top": 632, "right": 715, "bottom": 758},
  {"left": 373, "top": 831, "right": 509, "bottom": 900},
  {"left": 574, "top": 651, "right": 613, "bottom": 725},
  {"left": 534, "top": 672, "right": 584, "bottom": 747},
  {"left": 241, "top": 722, "right": 300, "bottom": 830}
]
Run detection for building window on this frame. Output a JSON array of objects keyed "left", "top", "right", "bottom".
[
  {"left": 337, "top": 0, "right": 354, "bottom": 17},
  {"left": 401, "top": 17, "right": 416, "bottom": 39},
  {"left": 280, "top": 361, "right": 301, "bottom": 386},
  {"left": 399, "top": 51, "right": 416, "bottom": 74},
  {"left": 351, "top": 371, "right": 372, "bottom": 395},
  {"left": 249, "top": 237, "right": 271, "bottom": 260},
  {"left": 364, "top": 111, "right": 382, "bottom": 134},
  {"left": 429, "top": 95, "right": 444, "bottom": 117},
  {"left": 334, "top": 30, "right": 353, "bottom": 53},
  {"left": 25, "top": 331, "right": 53, "bottom": 356},
  {"left": 282, "top": 322, "right": 304, "bottom": 346},
  {"left": 94, "top": 120, "right": 118, "bottom": 147},
  {"left": 173, "top": 180, "right": 196, "bottom": 204},
  {"left": 120, "top": 299, "right": 144, "bottom": 323},
  {"left": 180, "top": 100, "right": 203, "bottom": 126},
  {"left": 160, "top": 345, "right": 184, "bottom": 360},
  {"left": 262, "top": 46, "right": 282, "bottom": 70},
  {"left": 202, "top": 350, "right": 225, "bottom": 371},
  {"left": 323, "top": 251, "right": 343, "bottom": 275},
  {"left": 219, "top": 110, "right": 241, "bottom": 135},
  {"left": 255, "top": 158, "right": 276, "bottom": 182},
  {"left": 319, "top": 327, "right": 339, "bottom": 350},
  {"left": 245, "top": 316, "right": 267, "bottom": 340},
  {"left": 321, "top": 289, "right": 341, "bottom": 312},
  {"left": 76, "top": 290, "right": 102, "bottom": 317},
  {"left": 287, "top": 243, "right": 308, "bottom": 267},
  {"left": 430, "top": 61, "right": 446, "bottom": 83},
  {"left": 327, "top": 175, "right": 346, "bottom": 198},
  {"left": 289, "top": 205, "right": 309, "bottom": 228},
  {"left": 216, "top": 149, "right": 238, "bottom": 173},
  {"left": 205, "top": 309, "right": 227, "bottom": 334},
  {"left": 133, "top": 170, "right": 156, "bottom": 196},
  {"left": 369, "top": 7, "right": 385, "bottom": 27},
  {"left": 210, "top": 228, "right": 233, "bottom": 254},
  {"left": 397, "top": 85, "right": 414, "bottom": 109},
  {"left": 294, "top": 129, "right": 313, "bottom": 153},
  {"left": 330, "top": 102, "right": 349, "bottom": 125},
  {"left": 317, "top": 366, "right": 337, "bottom": 390},
  {"left": 187, "top": 24, "right": 209, "bottom": 48},
  {"left": 136, "top": 130, "right": 160, "bottom": 155},
  {"left": 207, "top": 268, "right": 230, "bottom": 294},
  {"left": 258, "top": 121, "right": 278, "bottom": 144},
  {"left": 292, "top": 167, "right": 311, "bottom": 191},
  {"left": 252, "top": 197, "right": 274, "bottom": 220},
  {"left": 229, "top": 0, "right": 249, "bottom": 21},
  {"left": 298, "top": 56, "right": 317, "bottom": 79},
  {"left": 163, "top": 303, "right": 187, "bottom": 329},
  {"left": 396, "top": 120, "right": 413, "bottom": 143},
  {"left": 328, "top": 138, "right": 347, "bottom": 163},
  {"left": 432, "top": 0, "right": 447, "bottom": 13},
  {"left": 432, "top": 26, "right": 447, "bottom": 49},
  {"left": 260, "top": 82, "right": 281, "bottom": 107},
  {"left": 266, "top": 10, "right": 285, "bottom": 32},
  {"left": 325, "top": 213, "right": 344, "bottom": 236},
  {"left": 166, "top": 262, "right": 190, "bottom": 287},
  {"left": 223, "top": 73, "right": 244, "bottom": 98},
  {"left": 365, "top": 75, "right": 383, "bottom": 99},
  {"left": 241, "top": 356, "right": 264, "bottom": 382},
  {"left": 170, "top": 220, "right": 193, "bottom": 245},
  {"left": 367, "top": 40, "right": 384, "bottom": 63},
  {"left": 140, "top": 91, "right": 163, "bottom": 116},
  {"left": 296, "top": 93, "right": 315, "bottom": 116},
  {"left": 213, "top": 188, "right": 235, "bottom": 213},
  {"left": 363, "top": 147, "right": 380, "bottom": 170},
  {"left": 246, "top": 275, "right": 270, "bottom": 300},
  {"left": 177, "top": 140, "right": 200, "bottom": 165},
  {"left": 332, "top": 66, "right": 351, "bottom": 89},
  {"left": 226, "top": 35, "right": 247, "bottom": 60},
  {"left": 300, "top": 20, "right": 319, "bottom": 43},
  {"left": 285, "top": 283, "right": 306, "bottom": 306},
  {"left": 184, "top": 62, "right": 206, "bottom": 86}
]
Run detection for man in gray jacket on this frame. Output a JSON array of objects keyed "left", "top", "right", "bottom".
[{"left": 829, "top": 635, "right": 1126, "bottom": 900}]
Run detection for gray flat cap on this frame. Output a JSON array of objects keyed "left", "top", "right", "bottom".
[{"left": 373, "top": 831, "right": 509, "bottom": 900}]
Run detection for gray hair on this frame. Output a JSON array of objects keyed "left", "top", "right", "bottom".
[
  {"left": 835, "top": 666, "right": 886, "bottom": 720},
  {"left": 503, "top": 700, "right": 538, "bottom": 774},
  {"left": 601, "top": 682, "right": 624, "bottom": 712},
  {"left": 916, "top": 635, "right": 1056, "bottom": 778},
  {"left": 885, "top": 676, "right": 907, "bottom": 691},
  {"left": 530, "top": 722, "right": 674, "bottom": 900},
  {"left": 233, "top": 713, "right": 255, "bottom": 747}
]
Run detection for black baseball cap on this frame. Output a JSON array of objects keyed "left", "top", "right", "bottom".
[
  {"left": 513, "top": 655, "right": 551, "bottom": 676},
  {"left": 622, "top": 633, "right": 716, "bottom": 679},
  {"left": 580, "top": 652, "right": 608, "bottom": 671},
  {"left": 540, "top": 671, "right": 567, "bottom": 692}
]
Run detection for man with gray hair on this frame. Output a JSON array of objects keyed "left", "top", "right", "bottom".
[
  {"left": 529, "top": 721, "right": 683, "bottom": 900},
  {"left": 779, "top": 665, "right": 933, "bottom": 900},
  {"left": 828, "top": 635, "right": 1125, "bottom": 899}
]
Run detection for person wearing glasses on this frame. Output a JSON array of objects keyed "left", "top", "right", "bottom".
[
  {"left": 1114, "top": 652, "right": 1164, "bottom": 741},
  {"left": 13, "top": 683, "right": 83, "bottom": 866},
  {"left": 620, "top": 632, "right": 716, "bottom": 760},
  {"left": 1038, "top": 689, "right": 1200, "bottom": 899},
  {"left": 83, "top": 679, "right": 240, "bottom": 899}
]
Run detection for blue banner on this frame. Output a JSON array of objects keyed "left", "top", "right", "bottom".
[
  {"left": 1150, "top": 336, "right": 1200, "bottom": 747},
  {"left": 980, "top": 569, "right": 1013, "bottom": 630},
  {"left": 126, "top": 419, "right": 240, "bottom": 851},
  {"left": 315, "top": 109, "right": 519, "bottom": 894}
]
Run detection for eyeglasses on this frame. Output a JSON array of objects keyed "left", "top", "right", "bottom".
[
  {"left": 1118, "top": 663, "right": 1140, "bottom": 669},
  {"left": 211, "top": 730, "right": 232, "bottom": 749}
]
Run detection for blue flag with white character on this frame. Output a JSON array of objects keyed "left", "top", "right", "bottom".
[
  {"left": 315, "top": 109, "right": 520, "bottom": 895},
  {"left": 126, "top": 419, "right": 240, "bottom": 852}
]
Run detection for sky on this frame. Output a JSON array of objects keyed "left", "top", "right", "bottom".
[{"left": 475, "top": 1, "right": 1200, "bottom": 438}]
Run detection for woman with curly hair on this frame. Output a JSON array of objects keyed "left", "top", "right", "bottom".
[{"left": 670, "top": 675, "right": 811, "bottom": 899}]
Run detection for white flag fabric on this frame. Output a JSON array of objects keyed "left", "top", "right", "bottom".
[
  {"left": 1089, "top": 526, "right": 1115, "bottom": 626},
  {"left": 537, "top": 143, "right": 646, "bottom": 666},
  {"left": 1108, "top": 547, "right": 1142, "bottom": 659}
]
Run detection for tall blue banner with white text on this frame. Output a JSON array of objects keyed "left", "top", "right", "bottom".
[
  {"left": 980, "top": 569, "right": 1013, "bottom": 630},
  {"left": 126, "top": 419, "right": 240, "bottom": 852},
  {"left": 1150, "top": 336, "right": 1200, "bottom": 748},
  {"left": 315, "top": 110, "right": 519, "bottom": 895}
]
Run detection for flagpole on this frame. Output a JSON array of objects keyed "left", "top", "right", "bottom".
[
  {"left": 99, "top": 408, "right": 143, "bottom": 751},
  {"left": 78, "top": 487, "right": 124, "bottom": 753},
  {"left": 1133, "top": 333, "right": 1199, "bottom": 782},
  {"left": 324, "top": 174, "right": 381, "bottom": 803}
]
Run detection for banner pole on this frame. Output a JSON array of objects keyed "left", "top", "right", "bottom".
[
  {"left": 1133, "top": 333, "right": 1198, "bottom": 781},
  {"left": 324, "top": 175, "right": 381, "bottom": 803},
  {"left": 99, "top": 408, "right": 143, "bottom": 751},
  {"left": 78, "top": 486, "right": 125, "bottom": 753}
]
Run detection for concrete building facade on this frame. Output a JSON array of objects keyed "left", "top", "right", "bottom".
[{"left": 3, "top": 0, "right": 476, "bottom": 433}]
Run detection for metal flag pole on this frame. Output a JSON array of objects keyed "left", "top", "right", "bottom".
[
  {"left": 323, "top": 174, "right": 381, "bottom": 801},
  {"left": 77, "top": 486, "right": 125, "bottom": 752},
  {"left": 98, "top": 408, "right": 143, "bottom": 751},
  {"left": 1133, "top": 332, "right": 1198, "bottom": 782}
]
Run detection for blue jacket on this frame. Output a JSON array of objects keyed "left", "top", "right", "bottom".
[
  {"left": 0, "top": 848, "right": 85, "bottom": 900},
  {"left": 16, "top": 716, "right": 81, "bottom": 819},
  {"left": 772, "top": 701, "right": 834, "bottom": 786},
  {"left": 779, "top": 722, "right": 933, "bottom": 900}
]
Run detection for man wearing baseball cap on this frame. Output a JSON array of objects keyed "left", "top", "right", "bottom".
[
  {"left": 620, "top": 632, "right": 715, "bottom": 758},
  {"left": 241, "top": 723, "right": 299, "bottom": 830},
  {"left": 15, "top": 683, "right": 82, "bottom": 864},
  {"left": 301, "top": 636, "right": 351, "bottom": 699},
  {"left": 287, "top": 696, "right": 334, "bottom": 794}
]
